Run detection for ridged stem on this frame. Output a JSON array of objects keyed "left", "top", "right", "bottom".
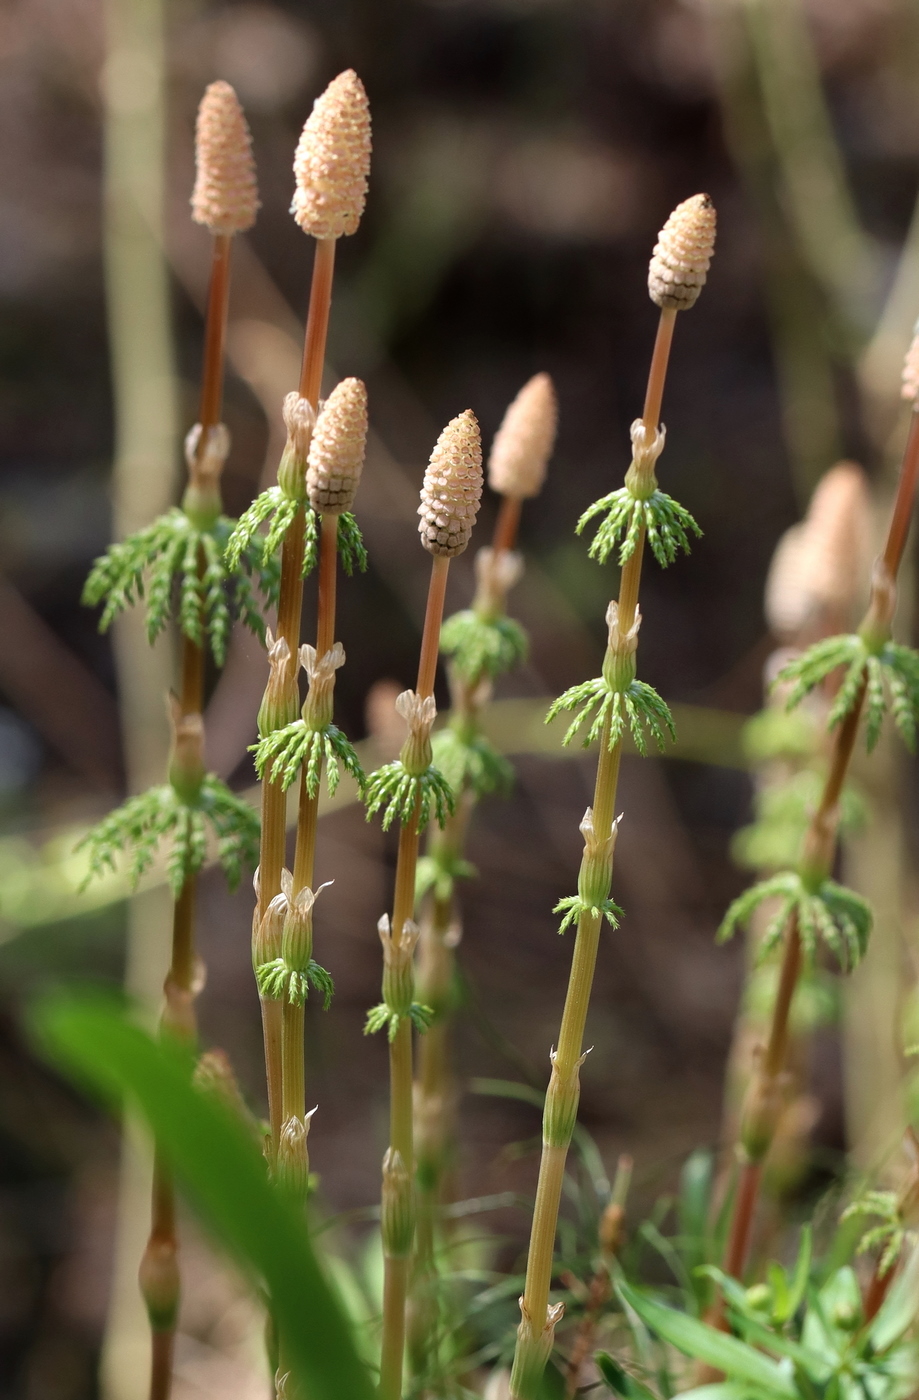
[
  {"left": 282, "top": 1001, "right": 306, "bottom": 1122},
  {"left": 284, "top": 515, "right": 341, "bottom": 1182},
  {"left": 379, "top": 559, "right": 452, "bottom": 1400},
  {"left": 511, "top": 665, "right": 624, "bottom": 1398},
  {"left": 258, "top": 516, "right": 306, "bottom": 1160},
  {"left": 511, "top": 312, "right": 673, "bottom": 1399},
  {"left": 257, "top": 229, "right": 337, "bottom": 1166}
]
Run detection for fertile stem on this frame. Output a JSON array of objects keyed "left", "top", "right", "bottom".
[
  {"left": 281, "top": 514, "right": 340, "bottom": 1183},
  {"left": 379, "top": 557, "right": 451, "bottom": 1400},
  {"left": 721, "top": 406, "right": 919, "bottom": 1286},
  {"left": 256, "top": 230, "right": 339, "bottom": 1161},
  {"left": 510, "top": 324, "right": 672, "bottom": 1400},
  {"left": 139, "top": 231, "right": 236, "bottom": 1399}
]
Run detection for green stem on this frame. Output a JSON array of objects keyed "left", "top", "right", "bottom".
[{"left": 510, "top": 306, "right": 670, "bottom": 1395}]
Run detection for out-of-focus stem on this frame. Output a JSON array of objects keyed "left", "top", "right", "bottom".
[
  {"left": 379, "top": 558, "right": 452, "bottom": 1400},
  {"left": 492, "top": 494, "right": 522, "bottom": 554},
  {"left": 721, "top": 408, "right": 919, "bottom": 1288},
  {"left": 100, "top": 1, "right": 179, "bottom": 1392},
  {"left": 197, "top": 234, "right": 231, "bottom": 433},
  {"left": 418, "top": 555, "right": 450, "bottom": 701}
]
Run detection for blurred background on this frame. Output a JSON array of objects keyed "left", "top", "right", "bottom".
[{"left": 1, "top": 0, "right": 919, "bottom": 1395}]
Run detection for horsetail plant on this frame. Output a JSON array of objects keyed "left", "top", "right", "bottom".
[
  {"left": 364, "top": 409, "right": 484, "bottom": 1400},
  {"left": 410, "top": 374, "right": 557, "bottom": 1388},
  {"left": 226, "top": 70, "right": 371, "bottom": 1175},
  {"left": 80, "top": 82, "right": 261, "bottom": 1400},
  {"left": 713, "top": 321, "right": 919, "bottom": 1299},
  {"left": 721, "top": 463, "right": 870, "bottom": 1173},
  {"left": 509, "top": 192, "right": 717, "bottom": 1400}
]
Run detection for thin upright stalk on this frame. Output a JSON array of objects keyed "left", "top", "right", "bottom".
[
  {"left": 99, "top": 0, "right": 176, "bottom": 1388},
  {"left": 492, "top": 494, "right": 522, "bottom": 554},
  {"left": 300, "top": 239, "right": 336, "bottom": 404},
  {"left": 256, "top": 236, "right": 338, "bottom": 1158},
  {"left": 412, "top": 495, "right": 530, "bottom": 1381},
  {"left": 511, "top": 313, "right": 676, "bottom": 1399},
  {"left": 140, "top": 231, "right": 234, "bottom": 1400},
  {"left": 720, "top": 408, "right": 919, "bottom": 1286},
  {"left": 282, "top": 515, "right": 341, "bottom": 1157},
  {"left": 379, "top": 556, "right": 451, "bottom": 1400},
  {"left": 197, "top": 234, "right": 231, "bottom": 434},
  {"left": 258, "top": 515, "right": 306, "bottom": 1155}
]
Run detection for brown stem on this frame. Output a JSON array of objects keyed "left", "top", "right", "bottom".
[
  {"left": 143, "top": 231, "right": 234, "bottom": 1400},
  {"left": 882, "top": 407, "right": 919, "bottom": 577},
  {"left": 168, "top": 878, "right": 197, "bottom": 998},
  {"left": 563, "top": 1267, "right": 611, "bottom": 1400},
  {"left": 197, "top": 233, "right": 232, "bottom": 434},
  {"left": 143, "top": 1152, "right": 178, "bottom": 1400},
  {"left": 179, "top": 635, "right": 205, "bottom": 717},
  {"left": 299, "top": 238, "right": 336, "bottom": 407},
  {"left": 492, "top": 495, "right": 523, "bottom": 555},
  {"left": 149, "top": 1330, "right": 175, "bottom": 1400},
  {"left": 724, "top": 1160, "right": 763, "bottom": 1281},
  {"left": 863, "top": 1259, "right": 895, "bottom": 1324},
  {"left": 417, "top": 555, "right": 451, "bottom": 700},
  {"left": 642, "top": 308, "right": 677, "bottom": 432},
  {"left": 763, "top": 917, "right": 802, "bottom": 1080},
  {"left": 718, "top": 407, "right": 919, "bottom": 1285}
]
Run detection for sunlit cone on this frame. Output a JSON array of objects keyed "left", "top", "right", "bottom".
[
  {"left": 307, "top": 378, "right": 368, "bottom": 514},
  {"left": 418, "top": 410, "right": 483, "bottom": 557},
  {"left": 488, "top": 373, "right": 557, "bottom": 500},
  {"left": 292, "top": 69, "right": 371, "bottom": 240},
  {"left": 902, "top": 320, "right": 919, "bottom": 404},
  {"left": 648, "top": 193, "right": 716, "bottom": 311},
  {"left": 191, "top": 81, "right": 259, "bottom": 235}
]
